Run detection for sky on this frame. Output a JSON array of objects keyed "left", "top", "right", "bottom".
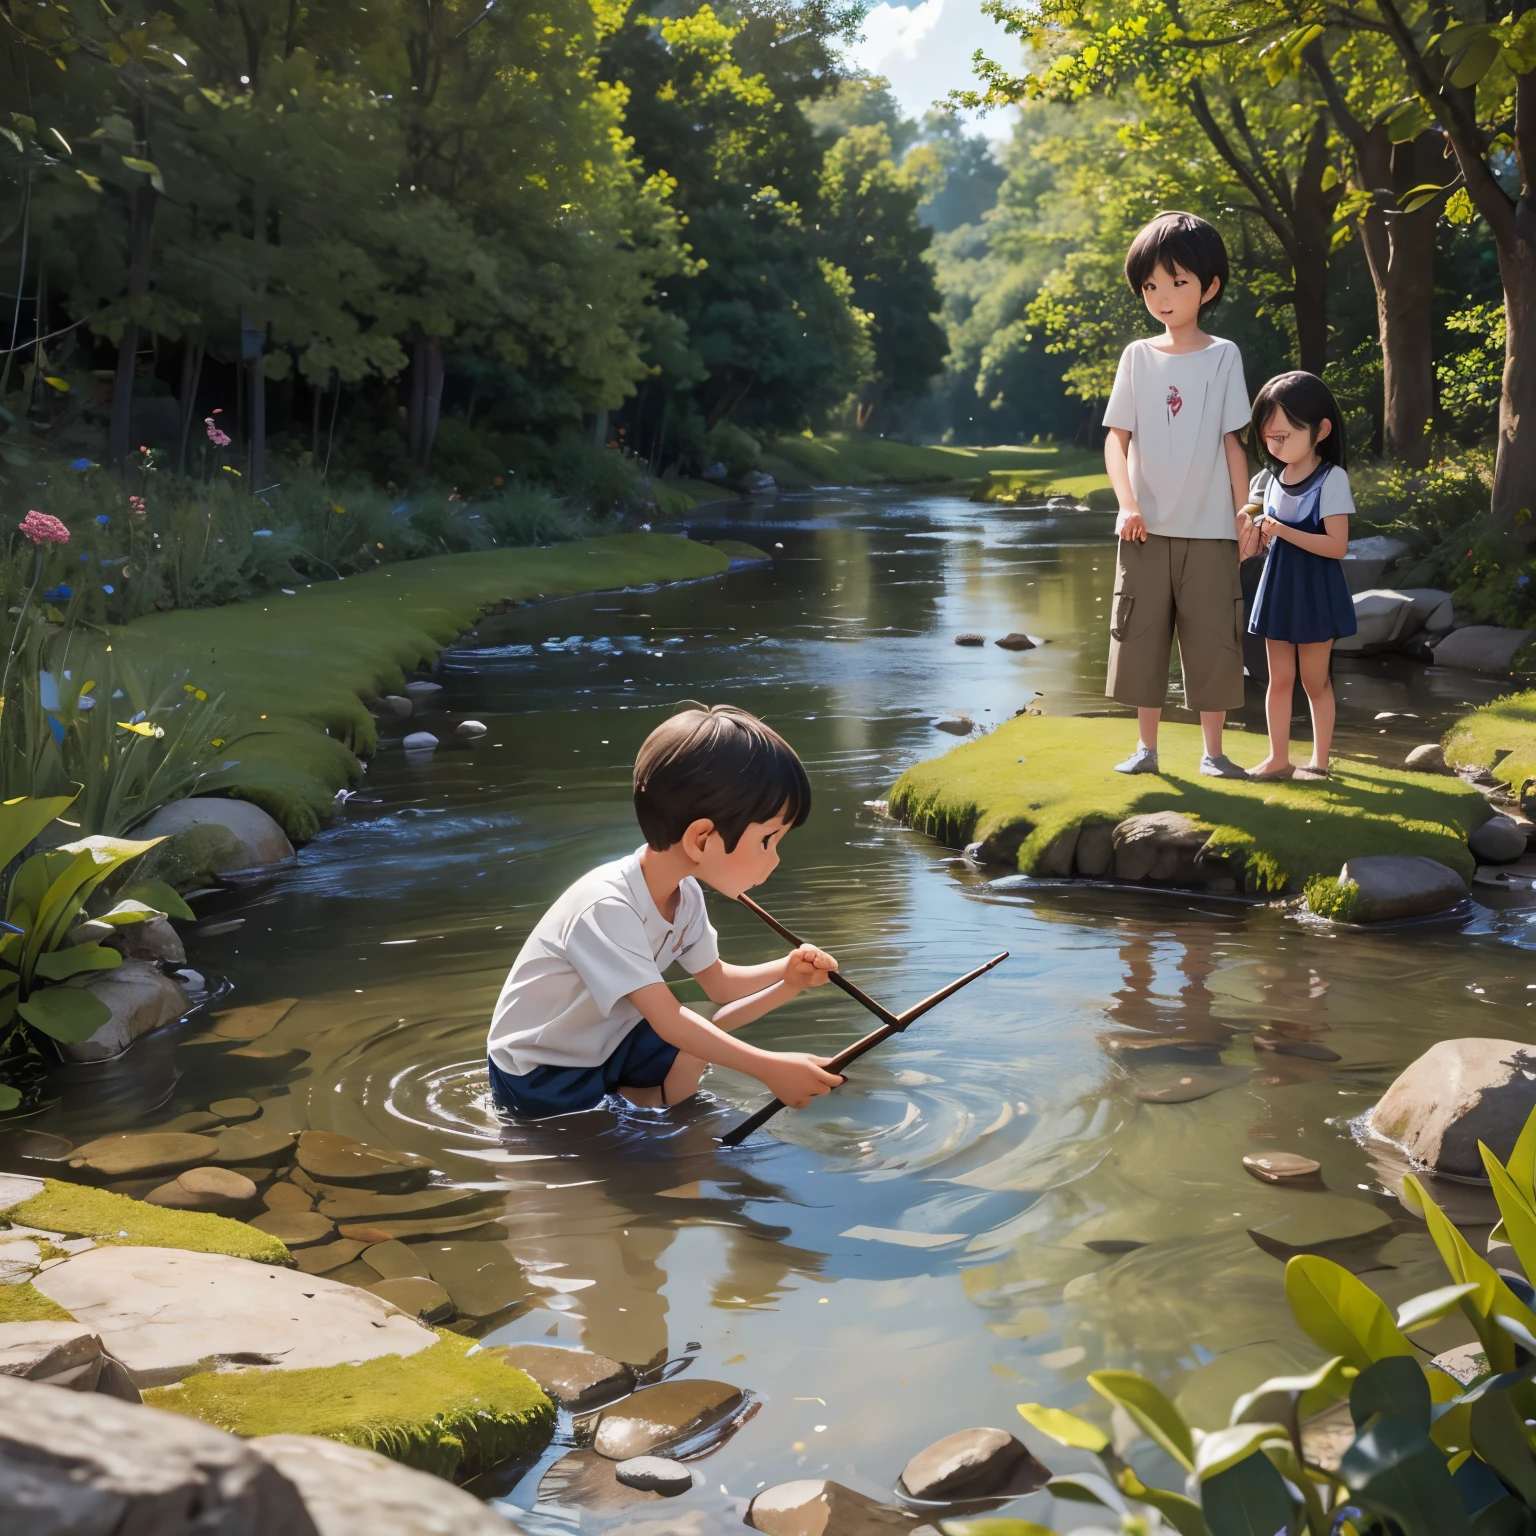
[{"left": 843, "top": 0, "right": 1021, "bottom": 143}]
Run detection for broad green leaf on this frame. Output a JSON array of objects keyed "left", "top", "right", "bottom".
[
  {"left": 1285, "top": 1254, "right": 1415, "bottom": 1370},
  {"left": 94, "top": 901, "right": 163, "bottom": 927},
  {"left": 0, "top": 795, "right": 75, "bottom": 873},
  {"left": 1440, "top": 20, "right": 1494, "bottom": 53},
  {"left": 1351, "top": 1356, "right": 1431, "bottom": 1433},
  {"left": 1398, "top": 1284, "right": 1481, "bottom": 1333},
  {"left": 1117, "top": 1466, "right": 1209, "bottom": 1536},
  {"left": 1200, "top": 1451, "right": 1296, "bottom": 1536},
  {"left": 1089, "top": 1369, "right": 1194, "bottom": 1470},
  {"left": 1481, "top": 1145, "right": 1536, "bottom": 1282},
  {"left": 1506, "top": 1102, "right": 1536, "bottom": 1202},
  {"left": 938, "top": 1522, "right": 1058, "bottom": 1536},
  {"left": 121, "top": 879, "right": 195, "bottom": 922},
  {"left": 34, "top": 943, "right": 120, "bottom": 982},
  {"left": 1386, "top": 98, "right": 1435, "bottom": 143},
  {"left": 1195, "top": 1422, "right": 1290, "bottom": 1481},
  {"left": 1470, "top": 1389, "right": 1536, "bottom": 1504},
  {"left": 1451, "top": 32, "right": 1502, "bottom": 87},
  {"left": 1341, "top": 1418, "right": 1470, "bottom": 1536},
  {"left": 1045, "top": 1472, "right": 1126, "bottom": 1512},
  {"left": 1016, "top": 1401, "right": 1108, "bottom": 1452},
  {"left": 17, "top": 984, "right": 110, "bottom": 1042},
  {"left": 1231, "top": 1356, "right": 1355, "bottom": 1425}
]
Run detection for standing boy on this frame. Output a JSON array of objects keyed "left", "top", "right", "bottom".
[
  {"left": 1102, "top": 210, "right": 1259, "bottom": 777},
  {"left": 487, "top": 704, "right": 844, "bottom": 1119}
]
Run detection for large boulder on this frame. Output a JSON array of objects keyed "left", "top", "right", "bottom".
[
  {"left": 1341, "top": 535, "right": 1411, "bottom": 593},
  {"left": 135, "top": 797, "right": 296, "bottom": 877},
  {"left": 1369, "top": 1038, "right": 1536, "bottom": 1181},
  {"left": 60, "top": 960, "right": 190, "bottom": 1063},
  {"left": 1332, "top": 590, "right": 1414, "bottom": 655},
  {"left": 0, "top": 1372, "right": 318, "bottom": 1536},
  {"left": 897, "top": 1427, "right": 1050, "bottom": 1502},
  {"left": 1112, "top": 812, "right": 1236, "bottom": 888},
  {"left": 1335, "top": 855, "right": 1467, "bottom": 922},
  {"left": 747, "top": 1479, "right": 936, "bottom": 1534},
  {"left": 1433, "top": 625, "right": 1536, "bottom": 675},
  {"left": 1398, "top": 588, "right": 1455, "bottom": 636},
  {"left": 1470, "top": 814, "right": 1529, "bottom": 864}
]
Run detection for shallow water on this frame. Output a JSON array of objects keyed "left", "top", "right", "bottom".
[{"left": 29, "top": 490, "right": 1536, "bottom": 1528}]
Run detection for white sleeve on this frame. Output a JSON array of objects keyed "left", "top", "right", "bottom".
[
  {"left": 1102, "top": 345, "right": 1136, "bottom": 432},
  {"left": 1221, "top": 346, "right": 1251, "bottom": 435},
  {"left": 563, "top": 899, "right": 667, "bottom": 1015},
  {"left": 674, "top": 883, "right": 720, "bottom": 975},
  {"left": 1320, "top": 468, "right": 1355, "bottom": 519},
  {"left": 1247, "top": 471, "right": 1270, "bottom": 504}
]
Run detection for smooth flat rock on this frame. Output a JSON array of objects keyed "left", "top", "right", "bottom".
[
  {"left": 249, "top": 1209, "right": 334, "bottom": 1247},
  {"left": 421, "top": 1241, "right": 527, "bottom": 1317},
  {"left": 338, "top": 1224, "right": 394, "bottom": 1244},
  {"left": 253, "top": 1433, "right": 517, "bottom": 1536},
  {"left": 747, "top": 1479, "right": 934, "bottom": 1534},
  {"left": 484, "top": 1343, "right": 635, "bottom": 1411},
  {"left": 0, "top": 1373, "right": 318, "bottom": 1536},
  {"left": 104, "top": 916, "right": 186, "bottom": 965},
  {"left": 1336, "top": 855, "right": 1467, "bottom": 922},
  {"left": 897, "top": 1427, "right": 1050, "bottom": 1501},
  {"left": 615, "top": 1456, "right": 693, "bottom": 1495},
  {"left": 593, "top": 1379, "right": 744, "bottom": 1459},
  {"left": 293, "top": 1240, "right": 367, "bottom": 1276},
  {"left": 32, "top": 1244, "right": 438, "bottom": 1387},
  {"left": 1370, "top": 1038, "right": 1536, "bottom": 1180},
  {"left": 315, "top": 1185, "right": 484, "bottom": 1222},
  {"left": 213, "top": 1122, "right": 296, "bottom": 1165},
  {"left": 263, "top": 1180, "right": 314, "bottom": 1212},
  {"left": 0, "top": 1322, "right": 103, "bottom": 1389},
  {"left": 359, "top": 1239, "right": 430, "bottom": 1280},
  {"left": 1243, "top": 1153, "right": 1323, "bottom": 1185},
  {"left": 210, "top": 999, "right": 297, "bottom": 1041},
  {"left": 137, "top": 797, "right": 296, "bottom": 872},
  {"left": 1405, "top": 743, "right": 1450, "bottom": 774},
  {"left": 366, "top": 1277, "right": 454, "bottom": 1324},
  {"left": 69, "top": 1131, "right": 218, "bottom": 1179},
  {"left": 1135, "top": 1066, "right": 1250, "bottom": 1103},
  {"left": 539, "top": 1447, "right": 662, "bottom": 1512},
  {"left": 209, "top": 1097, "right": 261, "bottom": 1122},
  {"left": 62, "top": 961, "right": 190, "bottom": 1063},
  {"left": 1247, "top": 1195, "right": 1393, "bottom": 1261},
  {"left": 371, "top": 695, "right": 413, "bottom": 720},
  {"left": 403, "top": 680, "right": 442, "bottom": 699},
  {"left": 0, "top": 1174, "right": 44, "bottom": 1211},
  {"left": 1433, "top": 625, "right": 1535, "bottom": 674},
  {"left": 403, "top": 732, "right": 439, "bottom": 751},
  {"left": 295, "top": 1130, "right": 431, "bottom": 1190},
  {"left": 332, "top": 1210, "right": 497, "bottom": 1241},
  {"left": 1334, "top": 589, "right": 1413, "bottom": 654},
  {"left": 146, "top": 1165, "right": 258, "bottom": 1215},
  {"left": 1471, "top": 815, "right": 1528, "bottom": 863},
  {"left": 1397, "top": 587, "right": 1455, "bottom": 634}
]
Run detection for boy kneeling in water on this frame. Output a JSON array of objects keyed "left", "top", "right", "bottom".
[{"left": 487, "top": 704, "right": 844, "bottom": 1118}]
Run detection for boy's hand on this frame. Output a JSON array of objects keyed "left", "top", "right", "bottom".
[
  {"left": 760, "top": 1052, "right": 843, "bottom": 1108},
  {"left": 785, "top": 944, "right": 838, "bottom": 991},
  {"left": 1236, "top": 511, "right": 1262, "bottom": 562},
  {"left": 1116, "top": 509, "right": 1147, "bottom": 542}
]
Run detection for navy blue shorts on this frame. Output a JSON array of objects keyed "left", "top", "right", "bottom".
[{"left": 488, "top": 1020, "right": 680, "bottom": 1119}]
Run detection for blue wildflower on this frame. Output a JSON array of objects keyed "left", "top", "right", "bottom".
[
  {"left": 102, "top": 585, "right": 115, "bottom": 595},
  {"left": 42, "top": 587, "right": 71, "bottom": 603},
  {"left": 80, "top": 553, "right": 89, "bottom": 563},
  {"left": 70, "top": 459, "right": 92, "bottom": 471},
  {"left": 252, "top": 530, "right": 273, "bottom": 538},
  {"left": 1520, "top": 575, "right": 1531, "bottom": 588},
  {"left": 95, "top": 515, "right": 110, "bottom": 526}
]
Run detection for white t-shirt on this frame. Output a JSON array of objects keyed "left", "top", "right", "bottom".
[
  {"left": 488, "top": 849, "right": 720, "bottom": 1076},
  {"left": 1250, "top": 464, "right": 1355, "bottom": 525},
  {"left": 1103, "top": 336, "right": 1250, "bottom": 540}
]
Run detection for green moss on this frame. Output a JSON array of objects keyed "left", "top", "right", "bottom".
[
  {"left": 707, "top": 539, "right": 772, "bottom": 566},
  {"left": 115, "top": 534, "right": 730, "bottom": 842},
  {"left": 1305, "top": 875, "right": 1360, "bottom": 921},
  {"left": 145, "top": 1331, "right": 554, "bottom": 1480},
  {"left": 0, "top": 1282, "right": 75, "bottom": 1322},
  {"left": 971, "top": 467, "right": 1116, "bottom": 508},
  {"left": 1444, "top": 690, "right": 1536, "bottom": 800},
  {"left": 7, "top": 1179, "right": 290, "bottom": 1264},
  {"left": 761, "top": 434, "right": 1107, "bottom": 493},
  {"left": 889, "top": 716, "right": 1486, "bottom": 893}
]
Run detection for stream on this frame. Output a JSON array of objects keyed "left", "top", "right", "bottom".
[{"left": 25, "top": 488, "right": 1536, "bottom": 1530}]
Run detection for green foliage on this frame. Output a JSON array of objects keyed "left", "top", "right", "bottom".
[
  {"left": 1438, "top": 305, "right": 1506, "bottom": 442},
  {"left": 1305, "top": 875, "right": 1359, "bottom": 921}
]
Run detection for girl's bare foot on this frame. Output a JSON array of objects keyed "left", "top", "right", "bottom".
[{"left": 1248, "top": 757, "right": 1295, "bottom": 780}]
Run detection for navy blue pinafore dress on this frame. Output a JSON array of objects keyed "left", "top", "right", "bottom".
[{"left": 1246, "top": 464, "right": 1357, "bottom": 644}]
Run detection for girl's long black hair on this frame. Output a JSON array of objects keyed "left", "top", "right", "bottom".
[{"left": 1250, "top": 371, "right": 1347, "bottom": 472}]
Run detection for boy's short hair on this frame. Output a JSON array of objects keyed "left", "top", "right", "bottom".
[
  {"left": 1125, "top": 211, "right": 1229, "bottom": 318},
  {"left": 634, "top": 704, "right": 811, "bottom": 853},
  {"left": 1250, "top": 370, "right": 1348, "bottom": 471}
]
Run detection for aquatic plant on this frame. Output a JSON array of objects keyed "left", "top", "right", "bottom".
[{"left": 1304, "top": 874, "right": 1360, "bottom": 922}]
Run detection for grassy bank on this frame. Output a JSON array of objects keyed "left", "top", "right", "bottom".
[
  {"left": 1445, "top": 692, "right": 1536, "bottom": 798},
  {"left": 116, "top": 532, "right": 739, "bottom": 840},
  {"left": 891, "top": 716, "right": 1487, "bottom": 893}
]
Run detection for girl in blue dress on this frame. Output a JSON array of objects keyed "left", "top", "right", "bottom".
[{"left": 1244, "top": 371, "right": 1356, "bottom": 781}]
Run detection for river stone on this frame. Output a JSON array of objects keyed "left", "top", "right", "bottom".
[
  {"left": 1336, "top": 855, "right": 1467, "bottom": 922},
  {"left": 1037, "top": 826, "right": 1079, "bottom": 878},
  {"left": 1247, "top": 1195, "right": 1393, "bottom": 1261},
  {"left": 252, "top": 1433, "right": 518, "bottom": 1536},
  {"left": 249, "top": 1209, "right": 334, "bottom": 1247},
  {"left": 1112, "top": 811, "right": 1217, "bottom": 884},
  {"left": 1471, "top": 815, "right": 1528, "bottom": 863},
  {"left": 456, "top": 720, "right": 489, "bottom": 739},
  {"left": 1405, "top": 743, "right": 1450, "bottom": 774},
  {"left": 293, "top": 1240, "right": 367, "bottom": 1276},
  {"left": 264, "top": 1180, "right": 314, "bottom": 1213},
  {"left": 209, "top": 1096, "right": 261, "bottom": 1122},
  {"left": 210, "top": 998, "right": 297, "bottom": 1041},
  {"left": 32, "top": 1244, "right": 437, "bottom": 1387},
  {"left": 146, "top": 1166, "right": 258, "bottom": 1215},
  {"left": 592, "top": 1379, "right": 744, "bottom": 1459},
  {"left": 539, "top": 1447, "right": 661, "bottom": 1512},
  {"left": 419, "top": 1242, "right": 526, "bottom": 1317},
  {"left": 60, "top": 961, "right": 190, "bottom": 1063},
  {"left": 70, "top": 1131, "right": 218, "bottom": 1179},
  {"left": 315, "top": 1185, "right": 484, "bottom": 1222},
  {"left": 484, "top": 1343, "right": 635, "bottom": 1411},
  {"left": 1433, "top": 625, "right": 1535, "bottom": 674},
  {"left": 954, "top": 634, "right": 985, "bottom": 647},
  {"left": 934, "top": 716, "right": 973, "bottom": 735},
  {"left": 403, "top": 732, "right": 438, "bottom": 752},
  {"left": 747, "top": 1479, "right": 932, "bottom": 1534},
  {"left": 136, "top": 796, "right": 296, "bottom": 873},
  {"left": 359, "top": 1239, "right": 429, "bottom": 1280},
  {"left": 615, "top": 1456, "right": 693, "bottom": 1495},
  {"left": 1136, "top": 1066, "right": 1250, "bottom": 1103},
  {"left": 1243, "top": 1153, "right": 1322, "bottom": 1185},
  {"left": 0, "top": 1322, "right": 103, "bottom": 1389},
  {"left": 0, "top": 1373, "right": 319, "bottom": 1536},
  {"left": 1334, "top": 590, "right": 1414, "bottom": 654},
  {"left": 897, "top": 1427, "right": 1050, "bottom": 1501},
  {"left": 104, "top": 916, "right": 186, "bottom": 965},
  {"left": 295, "top": 1130, "right": 431, "bottom": 1190},
  {"left": 338, "top": 1224, "right": 394, "bottom": 1244},
  {"left": 1370, "top": 1038, "right": 1536, "bottom": 1180},
  {"left": 371, "top": 695, "right": 413, "bottom": 720},
  {"left": 212, "top": 1122, "right": 296, "bottom": 1166},
  {"left": 1075, "top": 820, "right": 1114, "bottom": 877},
  {"left": 994, "top": 633, "right": 1036, "bottom": 651},
  {"left": 366, "top": 1277, "right": 454, "bottom": 1324},
  {"left": 403, "top": 680, "right": 442, "bottom": 700}
]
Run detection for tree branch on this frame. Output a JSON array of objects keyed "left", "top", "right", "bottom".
[{"left": 1187, "top": 79, "right": 1298, "bottom": 258}]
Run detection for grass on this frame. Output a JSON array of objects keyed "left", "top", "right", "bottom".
[
  {"left": 971, "top": 466, "right": 1117, "bottom": 510},
  {"left": 1444, "top": 691, "right": 1536, "bottom": 798},
  {"left": 0, "top": 1281, "right": 75, "bottom": 1322},
  {"left": 889, "top": 716, "right": 1488, "bottom": 894},
  {"left": 114, "top": 532, "right": 734, "bottom": 840},
  {"left": 6, "top": 1179, "right": 290, "bottom": 1264},
  {"left": 145, "top": 1331, "right": 555, "bottom": 1480}
]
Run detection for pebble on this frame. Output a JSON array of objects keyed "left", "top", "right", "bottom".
[
  {"left": 70, "top": 1133, "right": 218, "bottom": 1179},
  {"left": 372, "top": 695, "right": 413, "bottom": 719},
  {"left": 994, "top": 633, "right": 1036, "bottom": 651},
  {"left": 144, "top": 1166, "right": 257, "bottom": 1216},
  {"left": 207, "top": 1098, "right": 260, "bottom": 1122},
  {"left": 747, "top": 1479, "right": 928, "bottom": 1534},
  {"left": 366, "top": 1276, "right": 454, "bottom": 1324},
  {"left": 402, "top": 732, "right": 438, "bottom": 752},
  {"left": 456, "top": 720, "right": 489, "bottom": 738},
  {"left": 954, "top": 634, "right": 985, "bottom": 647},
  {"left": 593, "top": 1379, "right": 745, "bottom": 1460},
  {"left": 1243, "top": 1153, "right": 1322, "bottom": 1185},
  {"left": 248, "top": 1209, "right": 335, "bottom": 1247},
  {"left": 614, "top": 1456, "right": 693, "bottom": 1496},
  {"left": 898, "top": 1426, "right": 1050, "bottom": 1502}
]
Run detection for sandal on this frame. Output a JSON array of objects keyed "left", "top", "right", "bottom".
[
  {"left": 1294, "top": 764, "right": 1331, "bottom": 780},
  {"left": 1248, "top": 764, "right": 1295, "bottom": 781}
]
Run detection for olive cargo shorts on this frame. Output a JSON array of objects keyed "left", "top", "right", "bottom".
[{"left": 1106, "top": 534, "right": 1245, "bottom": 713}]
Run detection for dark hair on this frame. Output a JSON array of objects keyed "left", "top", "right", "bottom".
[
  {"left": 1125, "top": 211, "right": 1230, "bottom": 318},
  {"left": 1249, "top": 371, "right": 1347, "bottom": 471},
  {"left": 633, "top": 703, "right": 811, "bottom": 852}
]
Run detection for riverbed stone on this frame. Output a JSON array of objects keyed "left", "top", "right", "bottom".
[
  {"left": 1135, "top": 1066, "right": 1251, "bottom": 1103},
  {"left": 1334, "top": 590, "right": 1414, "bottom": 654},
  {"left": 456, "top": 720, "right": 489, "bottom": 739},
  {"left": 419, "top": 1241, "right": 526, "bottom": 1317},
  {"left": 1405, "top": 743, "right": 1450, "bottom": 773},
  {"left": 315, "top": 1184, "right": 484, "bottom": 1222},
  {"left": 1243, "top": 1153, "right": 1323, "bottom": 1185},
  {"left": 366, "top": 1277, "right": 454, "bottom": 1324},
  {"left": 60, "top": 961, "right": 190, "bottom": 1063},
  {"left": 615, "top": 1456, "right": 693, "bottom": 1495},
  {"left": 146, "top": 1166, "right": 258, "bottom": 1216},
  {"left": 207, "top": 999, "right": 296, "bottom": 1043},
  {"left": 370, "top": 695, "right": 413, "bottom": 720},
  {"left": 359, "top": 1239, "right": 429, "bottom": 1280},
  {"left": 1341, "top": 535, "right": 1411, "bottom": 593},
  {"left": 1075, "top": 820, "right": 1114, "bottom": 877},
  {"left": 897, "top": 1427, "right": 1050, "bottom": 1502},
  {"left": 1037, "top": 826, "right": 1079, "bottom": 877},
  {"left": 403, "top": 680, "right": 442, "bottom": 700},
  {"left": 747, "top": 1479, "right": 934, "bottom": 1534},
  {"left": 934, "top": 715, "right": 973, "bottom": 735},
  {"left": 1370, "top": 1037, "right": 1536, "bottom": 1180},
  {"left": 483, "top": 1343, "right": 635, "bottom": 1410},
  {"left": 994, "top": 633, "right": 1035, "bottom": 651},
  {"left": 209, "top": 1096, "right": 261, "bottom": 1122},
  {"left": 104, "top": 916, "right": 186, "bottom": 966},
  {"left": 1112, "top": 811, "right": 1219, "bottom": 884},
  {"left": 402, "top": 732, "right": 438, "bottom": 752},
  {"left": 539, "top": 1447, "right": 661, "bottom": 1512},
  {"left": 262, "top": 1180, "right": 314, "bottom": 1213},
  {"left": 1471, "top": 815, "right": 1528, "bottom": 863},
  {"left": 32, "top": 1244, "right": 438, "bottom": 1387},
  {"left": 592, "top": 1379, "right": 745, "bottom": 1459},
  {"left": 212, "top": 1122, "right": 296, "bottom": 1166},
  {"left": 69, "top": 1131, "right": 218, "bottom": 1179},
  {"left": 293, "top": 1240, "right": 367, "bottom": 1276},
  {"left": 1335, "top": 854, "right": 1467, "bottom": 922},
  {"left": 0, "top": 1322, "right": 104, "bottom": 1389},
  {"left": 1247, "top": 1195, "right": 1393, "bottom": 1261},
  {"left": 295, "top": 1130, "right": 431, "bottom": 1190},
  {"left": 249, "top": 1209, "right": 334, "bottom": 1247},
  {"left": 136, "top": 796, "right": 296, "bottom": 874},
  {"left": 1435, "top": 625, "right": 1536, "bottom": 674}
]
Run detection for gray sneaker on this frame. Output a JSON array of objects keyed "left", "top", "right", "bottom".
[
  {"left": 1200, "top": 753, "right": 1249, "bottom": 779},
  {"left": 1114, "top": 746, "right": 1160, "bottom": 775}
]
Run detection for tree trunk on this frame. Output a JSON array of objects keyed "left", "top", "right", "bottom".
[
  {"left": 1494, "top": 234, "right": 1536, "bottom": 532},
  {"left": 409, "top": 333, "right": 444, "bottom": 471},
  {"left": 244, "top": 189, "right": 268, "bottom": 491},
  {"left": 108, "top": 116, "right": 158, "bottom": 470},
  {"left": 1290, "top": 120, "right": 1336, "bottom": 375},
  {"left": 176, "top": 337, "right": 205, "bottom": 475},
  {"left": 407, "top": 331, "right": 427, "bottom": 464}
]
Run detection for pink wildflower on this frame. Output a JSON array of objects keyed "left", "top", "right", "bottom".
[
  {"left": 205, "top": 416, "right": 232, "bottom": 449},
  {"left": 128, "top": 496, "right": 147, "bottom": 516},
  {"left": 18, "top": 511, "right": 69, "bottom": 546}
]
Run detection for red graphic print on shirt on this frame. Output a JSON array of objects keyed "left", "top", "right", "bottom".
[{"left": 1166, "top": 385, "right": 1183, "bottom": 418}]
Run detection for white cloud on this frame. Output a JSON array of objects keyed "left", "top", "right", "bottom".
[{"left": 844, "top": 0, "right": 1021, "bottom": 143}]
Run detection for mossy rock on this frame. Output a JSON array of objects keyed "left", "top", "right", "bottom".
[
  {"left": 890, "top": 716, "right": 1487, "bottom": 894},
  {"left": 0, "top": 1281, "right": 75, "bottom": 1323},
  {"left": 707, "top": 539, "right": 772, "bottom": 568},
  {"left": 5, "top": 1179, "right": 289, "bottom": 1265},
  {"left": 1445, "top": 690, "right": 1536, "bottom": 798},
  {"left": 144, "top": 1331, "right": 555, "bottom": 1481},
  {"left": 129, "top": 821, "right": 247, "bottom": 890}
]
